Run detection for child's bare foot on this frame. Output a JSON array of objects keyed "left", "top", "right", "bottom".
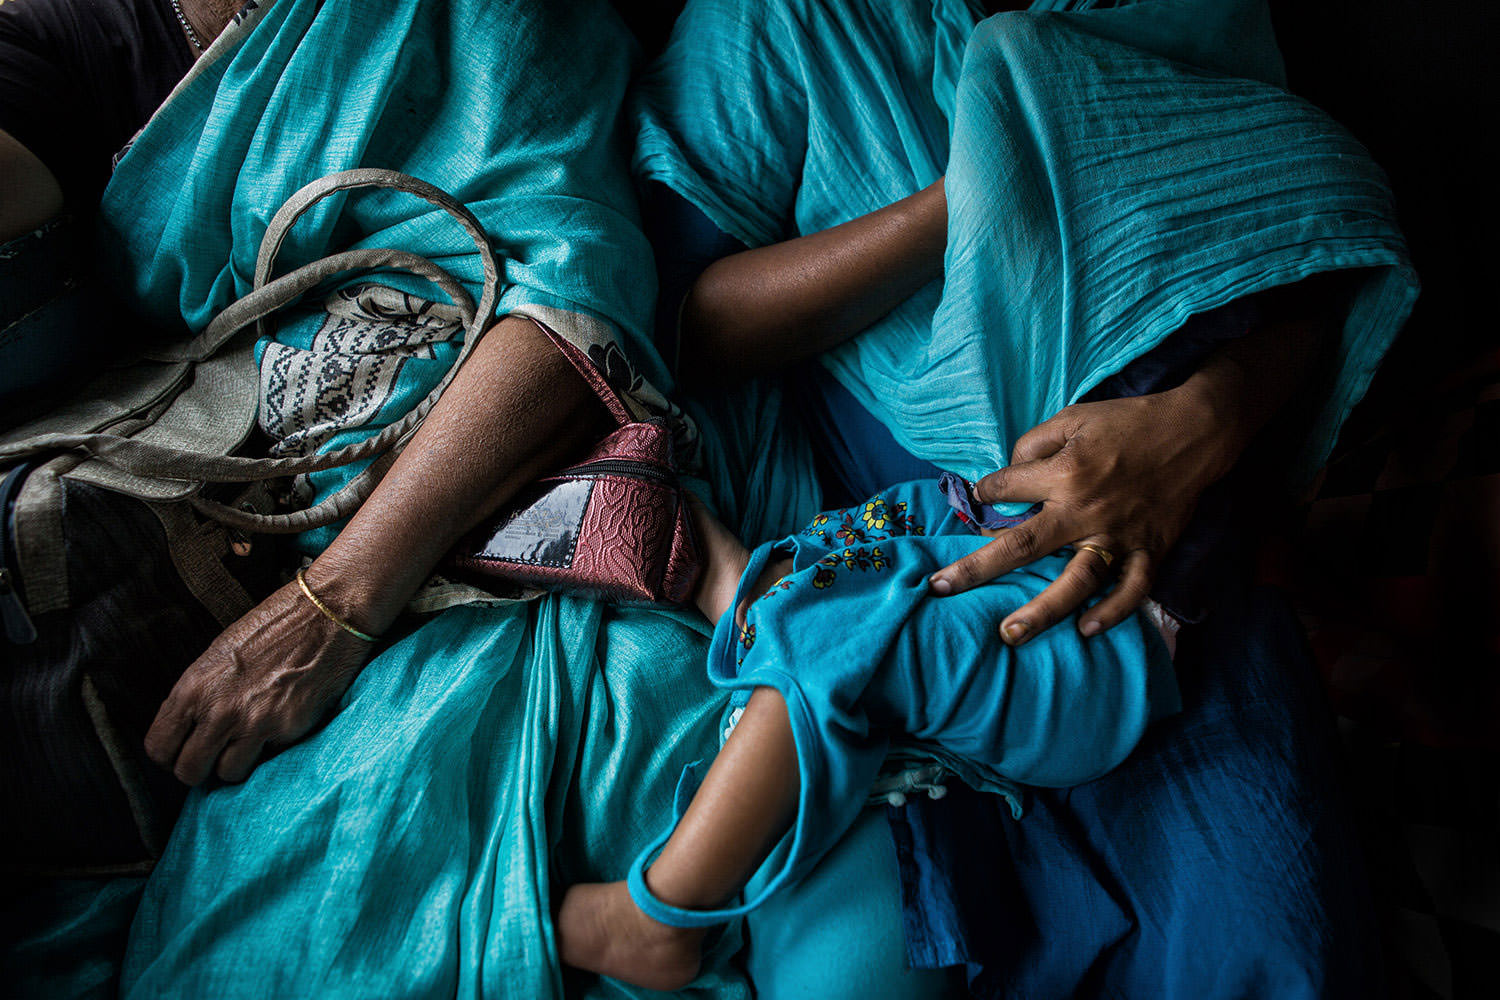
[
  {"left": 686, "top": 494, "right": 795, "bottom": 625},
  {"left": 735, "top": 554, "right": 794, "bottom": 629},
  {"left": 687, "top": 495, "right": 751, "bottom": 622},
  {"left": 557, "top": 881, "right": 705, "bottom": 991}
]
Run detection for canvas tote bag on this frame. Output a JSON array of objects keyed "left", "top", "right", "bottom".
[{"left": 0, "top": 169, "right": 499, "bottom": 875}]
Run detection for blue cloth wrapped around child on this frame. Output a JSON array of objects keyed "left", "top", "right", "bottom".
[{"left": 626, "top": 480, "right": 1177, "bottom": 927}]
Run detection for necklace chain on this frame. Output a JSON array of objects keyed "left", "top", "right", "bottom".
[{"left": 169, "top": 0, "right": 206, "bottom": 53}]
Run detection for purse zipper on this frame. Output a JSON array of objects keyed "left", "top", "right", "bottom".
[
  {"left": 0, "top": 462, "right": 38, "bottom": 644},
  {"left": 557, "top": 457, "right": 676, "bottom": 486}
]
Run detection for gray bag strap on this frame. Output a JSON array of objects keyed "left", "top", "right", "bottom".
[
  {"left": 154, "top": 247, "right": 474, "bottom": 364},
  {"left": 15, "top": 169, "right": 502, "bottom": 533}
]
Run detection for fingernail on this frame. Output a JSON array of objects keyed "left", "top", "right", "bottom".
[
  {"left": 929, "top": 576, "right": 952, "bottom": 596},
  {"left": 1003, "top": 621, "right": 1031, "bottom": 645},
  {"left": 1079, "top": 619, "right": 1102, "bottom": 637}
]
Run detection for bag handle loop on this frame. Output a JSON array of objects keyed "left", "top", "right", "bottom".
[{"left": 17, "top": 170, "right": 504, "bottom": 533}]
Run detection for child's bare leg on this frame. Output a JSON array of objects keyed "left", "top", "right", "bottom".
[
  {"left": 557, "top": 504, "right": 800, "bottom": 988},
  {"left": 557, "top": 687, "right": 800, "bottom": 990},
  {"left": 647, "top": 687, "right": 800, "bottom": 906}
]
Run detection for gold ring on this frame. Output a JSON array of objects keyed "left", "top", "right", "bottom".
[{"left": 1076, "top": 543, "right": 1116, "bottom": 568}]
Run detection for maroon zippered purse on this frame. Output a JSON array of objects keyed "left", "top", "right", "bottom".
[{"left": 447, "top": 318, "right": 702, "bottom": 605}]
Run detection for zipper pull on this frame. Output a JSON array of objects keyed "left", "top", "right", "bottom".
[{"left": 0, "top": 566, "right": 37, "bottom": 645}]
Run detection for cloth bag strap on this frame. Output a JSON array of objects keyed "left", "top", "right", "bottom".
[{"left": 18, "top": 170, "right": 502, "bottom": 533}]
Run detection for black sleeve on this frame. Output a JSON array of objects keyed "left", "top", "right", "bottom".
[{"left": 0, "top": 0, "right": 192, "bottom": 211}]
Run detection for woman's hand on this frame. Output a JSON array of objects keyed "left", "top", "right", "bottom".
[
  {"left": 144, "top": 573, "right": 373, "bottom": 785},
  {"left": 928, "top": 282, "right": 1336, "bottom": 644},
  {"left": 143, "top": 316, "right": 608, "bottom": 785},
  {"left": 927, "top": 384, "right": 1249, "bottom": 644}
]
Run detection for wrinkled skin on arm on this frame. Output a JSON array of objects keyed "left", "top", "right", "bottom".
[{"left": 144, "top": 315, "right": 609, "bottom": 785}]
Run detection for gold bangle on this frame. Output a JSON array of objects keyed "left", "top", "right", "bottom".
[
  {"left": 295, "top": 567, "right": 379, "bottom": 642},
  {"left": 1075, "top": 543, "right": 1117, "bottom": 568}
]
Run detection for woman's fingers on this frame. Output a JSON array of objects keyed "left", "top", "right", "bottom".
[
  {"left": 144, "top": 693, "right": 195, "bottom": 770},
  {"left": 929, "top": 513, "right": 1071, "bottom": 595},
  {"left": 1077, "top": 549, "right": 1154, "bottom": 637},
  {"left": 1007, "top": 412, "right": 1071, "bottom": 465},
  {"left": 216, "top": 737, "right": 267, "bottom": 784},
  {"left": 997, "top": 540, "right": 1118, "bottom": 646},
  {"left": 172, "top": 714, "right": 233, "bottom": 787},
  {"left": 971, "top": 457, "right": 1056, "bottom": 506},
  {"left": 141, "top": 578, "right": 376, "bottom": 787}
]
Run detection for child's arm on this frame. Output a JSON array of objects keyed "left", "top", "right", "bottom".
[{"left": 677, "top": 179, "right": 946, "bottom": 385}]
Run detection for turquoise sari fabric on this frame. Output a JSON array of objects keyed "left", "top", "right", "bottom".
[
  {"left": 101, "top": 0, "right": 657, "bottom": 367},
  {"left": 100, "top": 2, "right": 770, "bottom": 997},
  {"left": 124, "top": 601, "right": 750, "bottom": 999},
  {"left": 636, "top": 0, "right": 1419, "bottom": 501},
  {"left": 101, "top": 0, "right": 689, "bottom": 552}
]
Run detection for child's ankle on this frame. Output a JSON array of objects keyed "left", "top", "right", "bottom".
[
  {"left": 689, "top": 505, "right": 751, "bottom": 621},
  {"left": 556, "top": 881, "right": 705, "bottom": 991},
  {"left": 735, "top": 555, "right": 794, "bottom": 628}
]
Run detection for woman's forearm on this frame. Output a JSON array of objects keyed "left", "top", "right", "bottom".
[
  {"left": 147, "top": 315, "right": 608, "bottom": 784},
  {"left": 1170, "top": 277, "right": 1341, "bottom": 483},
  {"left": 301, "top": 315, "right": 606, "bottom": 634},
  {"left": 679, "top": 178, "right": 946, "bottom": 383}
]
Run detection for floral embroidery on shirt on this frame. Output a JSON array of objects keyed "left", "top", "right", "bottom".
[
  {"left": 753, "top": 575, "right": 794, "bottom": 608},
  {"left": 893, "top": 500, "right": 925, "bottom": 536},
  {"left": 856, "top": 497, "right": 926, "bottom": 538},
  {"left": 835, "top": 513, "right": 868, "bottom": 546},
  {"left": 861, "top": 499, "right": 891, "bottom": 532},
  {"left": 809, "top": 544, "right": 891, "bottom": 589}
]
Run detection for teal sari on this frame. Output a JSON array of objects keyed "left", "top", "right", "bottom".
[
  {"left": 633, "top": 3, "right": 1415, "bottom": 995},
  {"left": 636, "top": 0, "right": 1418, "bottom": 509},
  {"left": 124, "top": 599, "right": 749, "bottom": 999},
  {"left": 94, "top": 2, "right": 809, "bottom": 997}
]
